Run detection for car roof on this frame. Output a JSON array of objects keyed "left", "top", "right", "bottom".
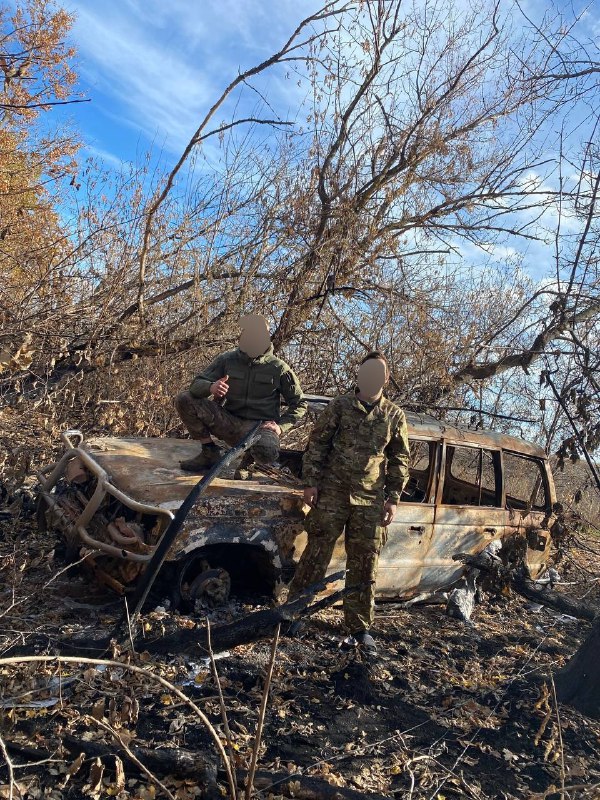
[{"left": 304, "top": 395, "right": 547, "bottom": 459}]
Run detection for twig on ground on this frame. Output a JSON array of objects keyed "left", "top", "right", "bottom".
[
  {"left": 572, "top": 535, "right": 600, "bottom": 558},
  {"left": 245, "top": 624, "right": 280, "bottom": 800},
  {"left": 578, "top": 577, "right": 600, "bottom": 599},
  {"left": 550, "top": 674, "right": 566, "bottom": 800},
  {"left": 0, "top": 732, "right": 18, "bottom": 800},
  {"left": 0, "top": 654, "right": 236, "bottom": 800},
  {"left": 540, "top": 781, "right": 600, "bottom": 798},
  {"left": 534, "top": 683, "right": 553, "bottom": 747},
  {"left": 404, "top": 754, "right": 433, "bottom": 800},
  {"left": 0, "top": 550, "right": 101, "bottom": 620},
  {"left": 562, "top": 551, "right": 599, "bottom": 579},
  {"left": 206, "top": 617, "right": 237, "bottom": 799},
  {"left": 87, "top": 715, "right": 175, "bottom": 800},
  {"left": 124, "top": 598, "right": 136, "bottom": 655}
]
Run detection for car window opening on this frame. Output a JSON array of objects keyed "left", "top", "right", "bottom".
[
  {"left": 400, "top": 439, "right": 434, "bottom": 503},
  {"left": 503, "top": 451, "right": 549, "bottom": 511},
  {"left": 443, "top": 445, "right": 502, "bottom": 507}
]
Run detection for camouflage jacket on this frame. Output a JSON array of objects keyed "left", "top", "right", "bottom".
[
  {"left": 189, "top": 346, "right": 307, "bottom": 433},
  {"left": 302, "top": 392, "right": 410, "bottom": 504}
]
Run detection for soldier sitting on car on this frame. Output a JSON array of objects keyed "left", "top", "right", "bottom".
[
  {"left": 175, "top": 314, "right": 307, "bottom": 472},
  {"left": 287, "top": 351, "right": 410, "bottom": 655}
]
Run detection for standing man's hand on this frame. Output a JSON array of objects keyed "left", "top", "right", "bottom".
[
  {"left": 382, "top": 500, "right": 397, "bottom": 527},
  {"left": 303, "top": 487, "right": 318, "bottom": 508},
  {"left": 210, "top": 375, "right": 229, "bottom": 399},
  {"left": 262, "top": 420, "right": 281, "bottom": 436}
]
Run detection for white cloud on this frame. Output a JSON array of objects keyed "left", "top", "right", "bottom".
[
  {"left": 69, "top": 3, "right": 211, "bottom": 149},
  {"left": 66, "top": 0, "right": 322, "bottom": 155},
  {"left": 478, "top": 243, "right": 520, "bottom": 260},
  {"left": 84, "top": 143, "right": 129, "bottom": 171}
]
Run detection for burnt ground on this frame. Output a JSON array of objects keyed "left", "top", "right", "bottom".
[{"left": 0, "top": 507, "right": 599, "bottom": 800}]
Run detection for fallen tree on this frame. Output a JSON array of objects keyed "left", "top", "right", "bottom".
[
  {"left": 42, "top": 572, "right": 350, "bottom": 658},
  {"left": 132, "top": 581, "right": 352, "bottom": 657},
  {"left": 4, "top": 739, "right": 393, "bottom": 800},
  {"left": 4, "top": 737, "right": 219, "bottom": 795}
]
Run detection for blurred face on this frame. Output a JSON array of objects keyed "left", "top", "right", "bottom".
[
  {"left": 239, "top": 315, "right": 271, "bottom": 358},
  {"left": 357, "top": 358, "right": 387, "bottom": 398}
]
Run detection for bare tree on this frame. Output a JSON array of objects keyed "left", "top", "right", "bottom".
[{"left": 2, "top": 0, "right": 600, "bottom": 460}]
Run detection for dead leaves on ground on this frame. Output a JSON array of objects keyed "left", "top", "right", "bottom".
[{"left": 1, "top": 519, "right": 600, "bottom": 798}]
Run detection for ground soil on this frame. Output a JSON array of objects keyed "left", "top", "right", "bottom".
[{"left": 1, "top": 502, "right": 599, "bottom": 800}]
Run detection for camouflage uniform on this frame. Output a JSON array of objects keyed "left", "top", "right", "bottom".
[
  {"left": 174, "top": 392, "right": 282, "bottom": 463},
  {"left": 288, "top": 392, "right": 409, "bottom": 632},
  {"left": 175, "top": 345, "right": 306, "bottom": 464}
]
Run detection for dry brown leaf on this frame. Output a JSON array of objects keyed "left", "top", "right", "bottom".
[
  {"left": 66, "top": 751, "right": 86, "bottom": 777},
  {"left": 83, "top": 757, "right": 105, "bottom": 800},
  {"left": 91, "top": 698, "right": 105, "bottom": 720},
  {"left": 0, "top": 783, "right": 25, "bottom": 800},
  {"left": 113, "top": 756, "right": 126, "bottom": 793}
]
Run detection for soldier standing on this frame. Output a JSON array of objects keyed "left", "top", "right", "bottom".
[
  {"left": 287, "top": 351, "right": 409, "bottom": 654},
  {"left": 175, "top": 314, "right": 307, "bottom": 471}
]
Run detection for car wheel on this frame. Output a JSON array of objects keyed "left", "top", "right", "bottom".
[{"left": 185, "top": 565, "right": 231, "bottom": 607}]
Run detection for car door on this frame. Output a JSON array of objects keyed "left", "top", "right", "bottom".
[
  {"left": 503, "top": 450, "right": 554, "bottom": 578},
  {"left": 424, "top": 440, "right": 505, "bottom": 592},
  {"left": 377, "top": 438, "right": 439, "bottom": 597},
  {"left": 296, "top": 438, "right": 440, "bottom": 597}
]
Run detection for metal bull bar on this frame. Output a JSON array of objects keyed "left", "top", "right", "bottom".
[{"left": 36, "top": 430, "right": 175, "bottom": 563}]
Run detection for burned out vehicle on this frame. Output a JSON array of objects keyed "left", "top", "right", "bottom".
[{"left": 36, "top": 408, "right": 556, "bottom": 606}]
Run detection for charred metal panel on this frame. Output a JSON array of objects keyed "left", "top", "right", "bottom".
[
  {"left": 423, "top": 505, "right": 505, "bottom": 592},
  {"left": 507, "top": 506, "right": 553, "bottom": 578},
  {"left": 377, "top": 503, "right": 436, "bottom": 596},
  {"left": 167, "top": 491, "right": 306, "bottom": 574},
  {"left": 404, "top": 412, "right": 547, "bottom": 459},
  {"left": 84, "top": 437, "right": 300, "bottom": 506}
]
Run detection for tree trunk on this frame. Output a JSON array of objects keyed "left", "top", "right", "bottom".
[
  {"left": 140, "top": 581, "right": 349, "bottom": 656},
  {"left": 47, "top": 574, "right": 348, "bottom": 658},
  {"left": 555, "top": 616, "right": 600, "bottom": 719}
]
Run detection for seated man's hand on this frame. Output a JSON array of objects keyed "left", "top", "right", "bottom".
[
  {"left": 261, "top": 420, "right": 281, "bottom": 436},
  {"left": 210, "top": 375, "right": 229, "bottom": 399},
  {"left": 382, "top": 500, "right": 397, "bottom": 527},
  {"left": 303, "top": 487, "right": 318, "bottom": 508}
]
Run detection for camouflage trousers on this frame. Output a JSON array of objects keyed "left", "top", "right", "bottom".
[
  {"left": 174, "top": 391, "right": 280, "bottom": 464},
  {"left": 288, "top": 488, "right": 384, "bottom": 632}
]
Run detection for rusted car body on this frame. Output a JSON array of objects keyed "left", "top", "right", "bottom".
[{"left": 36, "top": 409, "right": 556, "bottom": 605}]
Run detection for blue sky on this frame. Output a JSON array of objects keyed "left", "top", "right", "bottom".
[
  {"left": 48, "top": 0, "right": 599, "bottom": 286},
  {"left": 64, "top": 0, "right": 324, "bottom": 167},
  {"left": 62, "top": 0, "right": 600, "bottom": 167}
]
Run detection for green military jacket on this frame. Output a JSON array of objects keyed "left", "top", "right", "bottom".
[
  {"left": 189, "top": 346, "right": 307, "bottom": 433},
  {"left": 302, "top": 392, "right": 410, "bottom": 504}
]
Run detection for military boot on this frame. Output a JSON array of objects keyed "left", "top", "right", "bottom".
[
  {"left": 341, "top": 630, "right": 377, "bottom": 655},
  {"left": 180, "top": 444, "right": 222, "bottom": 473}
]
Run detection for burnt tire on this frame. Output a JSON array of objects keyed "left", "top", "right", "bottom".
[{"left": 188, "top": 567, "right": 231, "bottom": 607}]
